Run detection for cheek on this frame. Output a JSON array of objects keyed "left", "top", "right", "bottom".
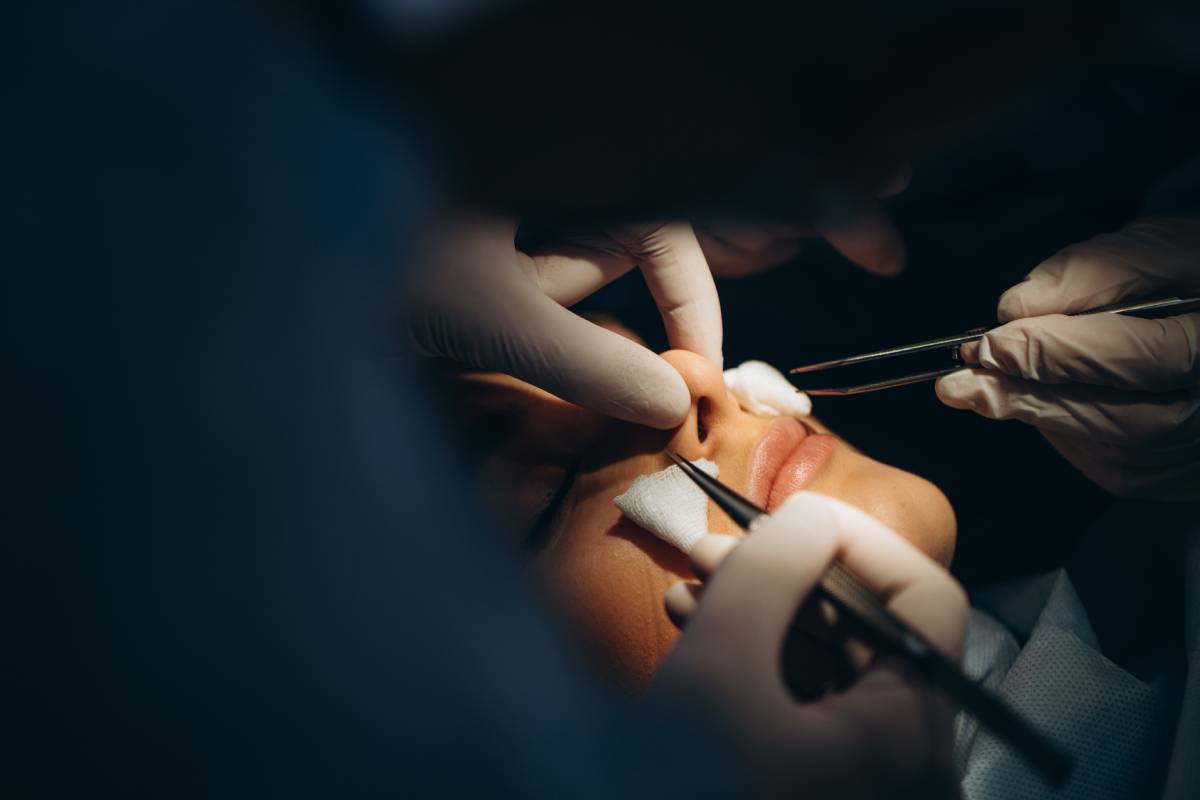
[
  {"left": 808, "top": 452, "right": 957, "bottom": 566},
  {"left": 536, "top": 496, "right": 692, "bottom": 691}
]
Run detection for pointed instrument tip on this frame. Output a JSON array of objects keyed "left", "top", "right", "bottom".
[{"left": 790, "top": 359, "right": 847, "bottom": 374}]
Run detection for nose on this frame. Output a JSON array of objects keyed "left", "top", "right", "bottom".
[{"left": 660, "top": 350, "right": 742, "bottom": 461}]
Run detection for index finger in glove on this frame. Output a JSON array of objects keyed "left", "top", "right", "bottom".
[
  {"left": 675, "top": 494, "right": 838, "bottom": 687},
  {"left": 936, "top": 368, "right": 1200, "bottom": 447},
  {"left": 414, "top": 278, "right": 692, "bottom": 428},
  {"left": 608, "top": 223, "right": 724, "bottom": 368},
  {"left": 507, "top": 295, "right": 694, "bottom": 428},
  {"left": 961, "top": 311, "right": 1200, "bottom": 392},
  {"left": 998, "top": 217, "right": 1200, "bottom": 321},
  {"left": 806, "top": 494, "right": 966, "bottom": 659}
]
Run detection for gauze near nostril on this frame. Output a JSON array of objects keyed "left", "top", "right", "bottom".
[
  {"left": 723, "top": 360, "right": 812, "bottom": 417},
  {"left": 613, "top": 459, "right": 718, "bottom": 554}
]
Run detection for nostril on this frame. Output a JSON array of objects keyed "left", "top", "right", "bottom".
[{"left": 696, "top": 398, "right": 711, "bottom": 443}]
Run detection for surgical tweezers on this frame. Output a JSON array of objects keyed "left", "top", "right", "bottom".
[
  {"left": 790, "top": 295, "right": 1200, "bottom": 395},
  {"left": 667, "top": 452, "right": 1073, "bottom": 786}
]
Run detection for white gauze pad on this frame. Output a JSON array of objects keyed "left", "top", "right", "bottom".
[
  {"left": 724, "top": 360, "right": 812, "bottom": 418},
  {"left": 613, "top": 459, "right": 718, "bottom": 554}
]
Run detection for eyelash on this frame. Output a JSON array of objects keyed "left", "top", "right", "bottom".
[{"left": 524, "top": 459, "right": 579, "bottom": 555}]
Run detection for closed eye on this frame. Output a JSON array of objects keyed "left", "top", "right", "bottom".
[{"left": 525, "top": 459, "right": 579, "bottom": 555}]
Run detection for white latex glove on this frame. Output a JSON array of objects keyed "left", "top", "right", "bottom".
[
  {"left": 936, "top": 217, "right": 1200, "bottom": 501},
  {"left": 723, "top": 360, "right": 812, "bottom": 418},
  {"left": 409, "top": 215, "right": 722, "bottom": 428},
  {"left": 653, "top": 492, "right": 966, "bottom": 800}
]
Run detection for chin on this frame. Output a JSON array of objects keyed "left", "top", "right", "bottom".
[{"left": 827, "top": 475, "right": 956, "bottom": 567}]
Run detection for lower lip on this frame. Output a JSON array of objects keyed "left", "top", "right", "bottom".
[
  {"left": 745, "top": 417, "right": 838, "bottom": 512},
  {"left": 766, "top": 434, "right": 837, "bottom": 512}
]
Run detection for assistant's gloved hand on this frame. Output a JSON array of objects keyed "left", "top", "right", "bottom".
[
  {"left": 652, "top": 492, "right": 966, "bottom": 800},
  {"left": 409, "top": 215, "right": 721, "bottom": 428},
  {"left": 696, "top": 167, "right": 913, "bottom": 278},
  {"left": 936, "top": 217, "right": 1200, "bottom": 501}
]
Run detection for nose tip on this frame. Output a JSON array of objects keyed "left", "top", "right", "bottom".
[{"left": 660, "top": 350, "right": 740, "bottom": 459}]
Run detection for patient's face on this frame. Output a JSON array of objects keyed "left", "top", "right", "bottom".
[{"left": 450, "top": 347, "right": 956, "bottom": 690}]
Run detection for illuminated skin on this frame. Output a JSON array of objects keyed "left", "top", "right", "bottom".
[{"left": 451, "top": 346, "right": 956, "bottom": 690}]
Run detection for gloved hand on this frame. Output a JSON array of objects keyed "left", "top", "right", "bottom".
[
  {"left": 696, "top": 167, "right": 913, "bottom": 278},
  {"left": 653, "top": 492, "right": 966, "bottom": 800},
  {"left": 409, "top": 215, "right": 721, "bottom": 428},
  {"left": 936, "top": 217, "right": 1200, "bottom": 501}
]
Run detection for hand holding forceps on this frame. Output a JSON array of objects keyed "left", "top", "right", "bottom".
[{"left": 789, "top": 295, "right": 1200, "bottom": 396}]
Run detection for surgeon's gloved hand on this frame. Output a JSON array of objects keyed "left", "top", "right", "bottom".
[
  {"left": 936, "top": 217, "right": 1200, "bottom": 501},
  {"left": 409, "top": 215, "right": 722, "bottom": 428},
  {"left": 653, "top": 492, "right": 966, "bottom": 800}
]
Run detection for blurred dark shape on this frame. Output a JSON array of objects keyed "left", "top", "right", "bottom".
[
  {"left": 299, "top": 0, "right": 1133, "bottom": 224},
  {"left": 6, "top": 3, "right": 725, "bottom": 795}
]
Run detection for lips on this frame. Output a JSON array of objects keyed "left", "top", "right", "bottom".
[{"left": 746, "top": 417, "right": 838, "bottom": 512}]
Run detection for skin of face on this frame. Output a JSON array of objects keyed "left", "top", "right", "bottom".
[{"left": 446, "top": 348, "right": 956, "bottom": 691}]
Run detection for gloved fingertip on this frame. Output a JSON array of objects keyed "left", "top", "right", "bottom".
[
  {"left": 747, "top": 494, "right": 841, "bottom": 564},
  {"left": 881, "top": 251, "right": 908, "bottom": 277},
  {"left": 766, "top": 492, "right": 839, "bottom": 538},
  {"left": 690, "top": 533, "right": 740, "bottom": 576},
  {"left": 858, "top": 251, "right": 906, "bottom": 278},
  {"left": 683, "top": 342, "right": 724, "bottom": 374},
  {"left": 996, "top": 293, "right": 1026, "bottom": 323},
  {"left": 958, "top": 340, "right": 980, "bottom": 364},
  {"left": 636, "top": 369, "right": 692, "bottom": 429},
  {"left": 996, "top": 274, "right": 1050, "bottom": 321},
  {"left": 665, "top": 581, "right": 701, "bottom": 625},
  {"left": 877, "top": 163, "right": 913, "bottom": 198},
  {"left": 933, "top": 371, "right": 978, "bottom": 409}
]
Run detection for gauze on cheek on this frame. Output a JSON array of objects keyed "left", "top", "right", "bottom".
[
  {"left": 723, "top": 360, "right": 812, "bottom": 418},
  {"left": 613, "top": 459, "right": 718, "bottom": 554}
]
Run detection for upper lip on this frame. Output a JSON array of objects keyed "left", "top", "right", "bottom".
[{"left": 745, "top": 417, "right": 810, "bottom": 508}]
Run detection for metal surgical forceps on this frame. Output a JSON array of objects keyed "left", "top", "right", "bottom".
[{"left": 790, "top": 295, "right": 1200, "bottom": 396}]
